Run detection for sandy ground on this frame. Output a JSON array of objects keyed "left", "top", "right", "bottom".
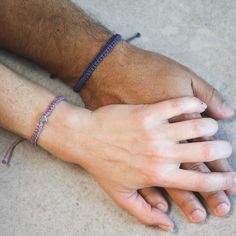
[{"left": 0, "top": 0, "right": 236, "bottom": 235}]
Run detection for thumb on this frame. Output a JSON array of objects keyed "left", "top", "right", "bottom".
[
  {"left": 113, "top": 191, "right": 174, "bottom": 231},
  {"left": 191, "top": 75, "right": 234, "bottom": 120}
]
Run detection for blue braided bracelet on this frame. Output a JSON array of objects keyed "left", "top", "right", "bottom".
[{"left": 73, "top": 34, "right": 122, "bottom": 92}]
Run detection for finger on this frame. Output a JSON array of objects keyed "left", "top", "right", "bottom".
[
  {"left": 139, "top": 187, "right": 168, "bottom": 213},
  {"left": 163, "top": 169, "right": 236, "bottom": 192},
  {"left": 206, "top": 159, "right": 236, "bottom": 196},
  {"left": 169, "top": 111, "right": 203, "bottom": 123},
  {"left": 191, "top": 74, "right": 234, "bottom": 119},
  {"left": 166, "top": 188, "right": 207, "bottom": 223},
  {"left": 150, "top": 97, "right": 207, "bottom": 121},
  {"left": 183, "top": 162, "right": 231, "bottom": 216},
  {"left": 171, "top": 112, "right": 236, "bottom": 195},
  {"left": 167, "top": 118, "right": 218, "bottom": 141},
  {"left": 170, "top": 140, "right": 232, "bottom": 163},
  {"left": 170, "top": 111, "right": 236, "bottom": 195},
  {"left": 203, "top": 191, "right": 230, "bottom": 216},
  {"left": 114, "top": 191, "right": 174, "bottom": 231}
]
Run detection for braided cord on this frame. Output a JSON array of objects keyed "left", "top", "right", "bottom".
[
  {"left": 73, "top": 34, "right": 122, "bottom": 92},
  {"left": 31, "top": 96, "right": 65, "bottom": 145}
]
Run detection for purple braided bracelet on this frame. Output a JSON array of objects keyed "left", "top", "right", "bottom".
[{"left": 31, "top": 96, "right": 65, "bottom": 145}]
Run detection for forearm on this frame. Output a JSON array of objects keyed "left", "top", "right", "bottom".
[
  {"left": 0, "top": 64, "right": 88, "bottom": 165},
  {"left": 0, "top": 0, "right": 114, "bottom": 87},
  {"left": 0, "top": 64, "right": 55, "bottom": 138}
]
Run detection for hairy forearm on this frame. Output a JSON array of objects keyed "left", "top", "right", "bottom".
[{"left": 0, "top": 0, "right": 113, "bottom": 87}]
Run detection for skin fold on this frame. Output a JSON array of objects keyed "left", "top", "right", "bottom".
[{"left": 0, "top": 0, "right": 235, "bottom": 227}]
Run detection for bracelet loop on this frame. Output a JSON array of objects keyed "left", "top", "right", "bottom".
[
  {"left": 73, "top": 34, "right": 122, "bottom": 92},
  {"left": 31, "top": 96, "right": 65, "bottom": 145}
]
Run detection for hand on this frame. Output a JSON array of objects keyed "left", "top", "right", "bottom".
[
  {"left": 79, "top": 42, "right": 235, "bottom": 223},
  {"left": 41, "top": 97, "right": 236, "bottom": 231}
]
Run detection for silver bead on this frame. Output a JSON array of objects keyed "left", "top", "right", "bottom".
[{"left": 40, "top": 115, "right": 48, "bottom": 123}]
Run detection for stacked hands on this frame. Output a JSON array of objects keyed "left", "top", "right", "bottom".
[
  {"left": 75, "top": 42, "right": 236, "bottom": 230},
  {"left": 1, "top": 45, "right": 236, "bottom": 233},
  {"left": 41, "top": 95, "right": 235, "bottom": 232},
  {"left": 0, "top": 0, "right": 235, "bottom": 232}
]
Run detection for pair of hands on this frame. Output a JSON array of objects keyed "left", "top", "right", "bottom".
[
  {"left": 74, "top": 42, "right": 235, "bottom": 229},
  {"left": 0, "top": 0, "right": 234, "bottom": 231},
  {"left": 45, "top": 96, "right": 235, "bottom": 232}
]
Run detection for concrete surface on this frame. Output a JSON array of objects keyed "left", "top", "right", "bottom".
[{"left": 0, "top": 0, "right": 236, "bottom": 235}]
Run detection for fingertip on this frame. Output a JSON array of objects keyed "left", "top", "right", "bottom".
[
  {"left": 119, "top": 191, "right": 173, "bottom": 228},
  {"left": 221, "top": 102, "right": 235, "bottom": 117},
  {"left": 139, "top": 208, "right": 174, "bottom": 228},
  {"left": 156, "top": 203, "right": 169, "bottom": 213},
  {"left": 159, "top": 223, "right": 175, "bottom": 232},
  {"left": 190, "top": 209, "right": 207, "bottom": 223},
  {"left": 217, "top": 102, "right": 235, "bottom": 119},
  {"left": 218, "top": 140, "right": 233, "bottom": 158},
  {"left": 213, "top": 202, "right": 230, "bottom": 216},
  {"left": 155, "top": 210, "right": 175, "bottom": 232}
]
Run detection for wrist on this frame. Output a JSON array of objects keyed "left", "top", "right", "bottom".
[
  {"left": 37, "top": 101, "right": 92, "bottom": 166},
  {"left": 79, "top": 39, "right": 132, "bottom": 108},
  {"left": 62, "top": 32, "right": 113, "bottom": 88}
]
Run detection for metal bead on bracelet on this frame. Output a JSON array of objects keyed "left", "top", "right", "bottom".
[
  {"left": 31, "top": 96, "right": 65, "bottom": 145},
  {"left": 1, "top": 96, "right": 65, "bottom": 166}
]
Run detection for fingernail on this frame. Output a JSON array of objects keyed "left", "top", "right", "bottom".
[
  {"left": 159, "top": 224, "right": 174, "bottom": 232},
  {"left": 215, "top": 203, "right": 230, "bottom": 216},
  {"left": 201, "top": 102, "right": 207, "bottom": 110},
  {"left": 156, "top": 203, "right": 168, "bottom": 212},
  {"left": 217, "top": 142, "right": 232, "bottom": 157},
  {"left": 220, "top": 102, "right": 235, "bottom": 116},
  {"left": 190, "top": 209, "right": 206, "bottom": 222}
]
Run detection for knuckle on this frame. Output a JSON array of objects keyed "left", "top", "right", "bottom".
[
  {"left": 204, "top": 87, "right": 222, "bottom": 106},
  {"left": 201, "top": 143, "right": 216, "bottom": 161},
  {"left": 131, "top": 105, "right": 152, "bottom": 126},
  {"left": 148, "top": 173, "right": 159, "bottom": 185},
  {"left": 142, "top": 133, "right": 171, "bottom": 157},
  {"left": 169, "top": 97, "right": 200, "bottom": 113},
  {"left": 169, "top": 98, "right": 184, "bottom": 111},
  {"left": 195, "top": 176, "right": 210, "bottom": 192},
  {"left": 146, "top": 169, "right": 164, "bottom": 185},
  {"left": 192, "top": 118, "right": 218, "bottom": 136},
  {"left": 198, "top": 174, "right": 231, "bottom": 192},
  {"left": 148, "top": 146, "right": 171, "bottom": 159},
  {"left": 192, "top": 120, "right": 206, "bottom": 134},
  {"left": 204, "top": 191, "right": 220, "bottom": 200},
  {"left": 179, "top": 194, "right": 197, "bottom": 209},
  {"left": 215, "top": 176, "right": 229, "bottom": 191},
  {"left": 221, "top": 175, "right": 231, "bottom": 190},
  {"left": 209, "top": 87, "right": 220, "bottom": 101}
]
